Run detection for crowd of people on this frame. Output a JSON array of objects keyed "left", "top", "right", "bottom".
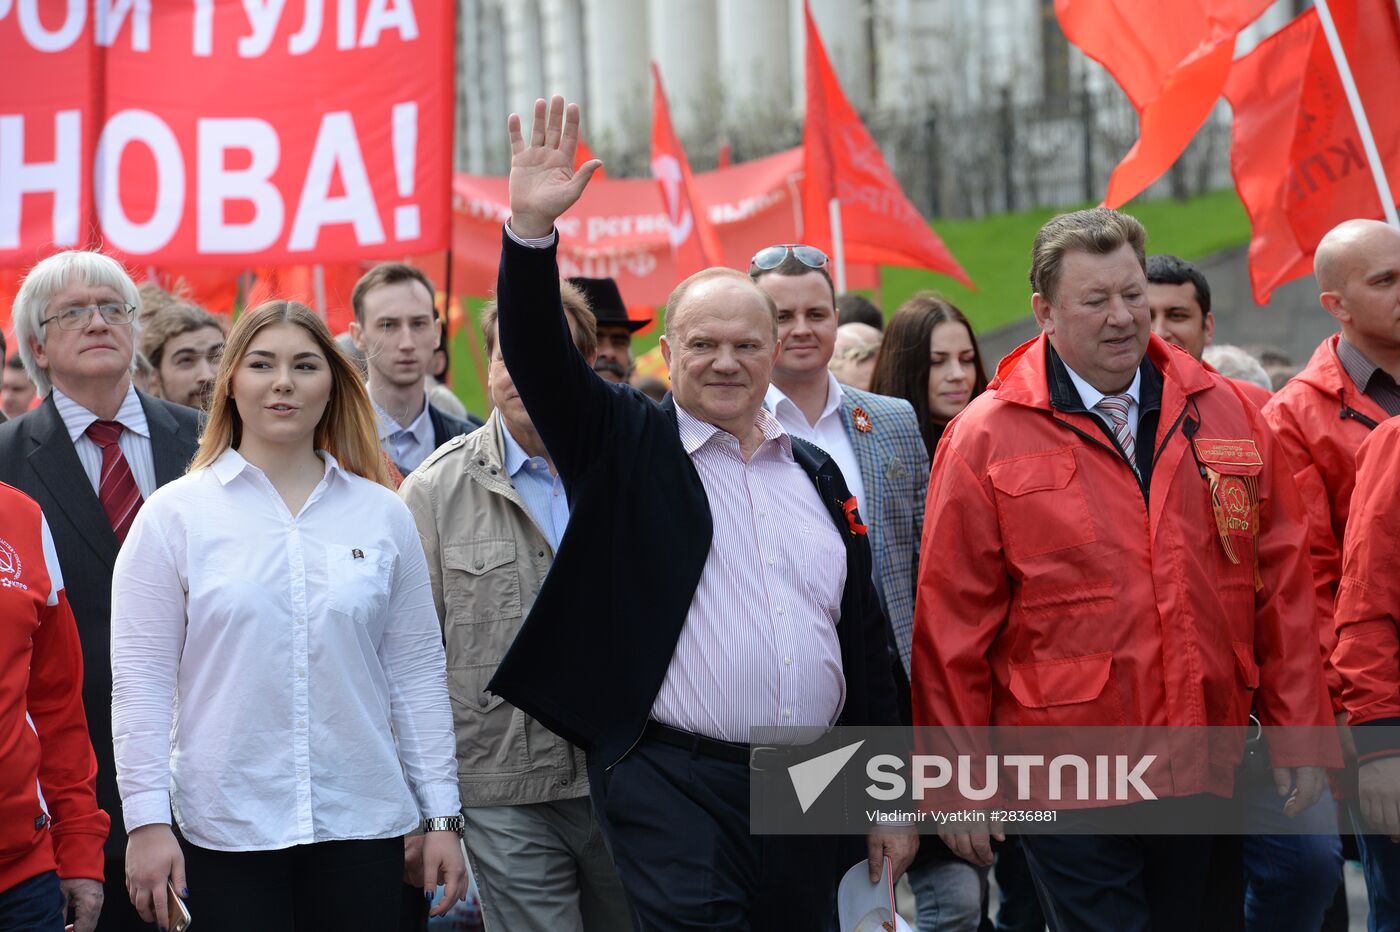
[{"left": 1, "top": 93, "right": 1398, "bottom": 932}]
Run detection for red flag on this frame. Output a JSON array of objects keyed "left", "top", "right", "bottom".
[
  {"left": 575, "top": 138, "right": 608, "bottom": 180},
  {"left": 1057, "top": 0, "right": 1273, "bottom": 207},
  {"left": 717, "top": 143, "right": 732, "bottom": 170},
  {"left": 1224, "top": 0, "right": 1400, "bottom": 302},
  {"left": 650, "top": 62, "right": 724, "bottom": 276},
  {"left": 800, "top": 2, "right": 970, "bottom": 285}
]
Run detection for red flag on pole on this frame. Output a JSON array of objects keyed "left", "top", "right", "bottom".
[
  {"left": 650, "top": 63, "right": 724, "bottom": 276},
  {"left": 800, "top": 1, "right": 970, "bottom": 287},
  {"left": 575, "top": 138, "right": 608, "bottom": 180},
  {"left": 1224, "top": 0, "right": 1400, "bottom": 302},
  {"left": 1056, "top": 0, "right": 1273, "bottom": 208}
]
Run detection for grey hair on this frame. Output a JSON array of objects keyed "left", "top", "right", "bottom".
[
  {"left": 1203, "top": 344, "right": 1272, "bottom": 392},
  {"left": 13, "top": 251, "right": 142, "bottom": 396}
]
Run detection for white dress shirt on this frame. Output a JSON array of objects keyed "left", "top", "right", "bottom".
[
  {"left": 371, "top": 390, "right": 436, "bottom": 473},
  {"left": 649, "top": 406, "right": 847, "bottom": 742},
  {"left": 1064, "top": 364, "right": 1142, "bottom": 443},
  {"left": 765, "top": 372, "right": 867, "bottom": 515},
  {"left": 111, "top": 448, "right": 460, "bottom": 851},
  {"left": 53, "top": 385, "right": 156, "bottom": 498}
]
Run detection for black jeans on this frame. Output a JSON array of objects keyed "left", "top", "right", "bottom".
[
  {"left": 588, "top": 737, "right": 840, "bottom": 931},
  {"left": 179, "top": 836, "right": 403, "bottom": 932},
  {"left": 0, "top": 870, "right": 64, "bottom": 931},
  {"left": 1019, "top": 796, "right": 1224, "bottom": 932}
]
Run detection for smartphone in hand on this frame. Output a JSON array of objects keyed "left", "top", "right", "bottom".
[{"left": 167, "top": 880, "right": 192, "bottom": 932}]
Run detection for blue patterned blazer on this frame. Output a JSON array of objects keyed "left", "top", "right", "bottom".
[{"left": 836, "top": 386, "right": 931, "bottom": 673}]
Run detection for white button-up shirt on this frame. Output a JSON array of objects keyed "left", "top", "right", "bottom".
[
  {"left": 111, "top": 448, "right": 460, "bottom": 851},
  {"left": 764, "top": 372, "right": 867, "bottom": 515}
]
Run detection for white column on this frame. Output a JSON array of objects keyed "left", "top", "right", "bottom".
[
  {"left": 717, "top": 0, "right": 792, "bottom": 119},
  {"left": 648, "top": 0, "right": 719, "bottom": 138},
  {"left": 503, "top": 0, "right": 547, "bottom": 126},
  {"left": 540, "top": 0, "right": 589, "bottom": 105},
  {"left": 795, "top": 0, "right": 871, "bottom": 112},
  {"left": 584, "top": 0, "right": 651, "bottom": 145},
  {"left": 461, "top": 0, "right": 511, "bottom": 174}
]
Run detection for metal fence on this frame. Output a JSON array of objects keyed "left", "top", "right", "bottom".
[
  {"left": 873, "top": 86, "right": 1235, "bottom": 219},
  {"left": 576, "top": 84, "right": 1236, "bottom": 221}
]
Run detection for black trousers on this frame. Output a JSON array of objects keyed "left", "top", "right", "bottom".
[
  {"left": 178, "top": 836, "right": 403, "bottom": 932},
  {"left": 588, "top": 736, "right": 840, "bottom": 931},
  {"left": 1019, "top": 796, "right": 1223, "bottom": 932}
]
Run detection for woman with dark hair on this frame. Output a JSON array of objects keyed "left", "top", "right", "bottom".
[{"left": 870, "top": 292, "right": 988, "bottom": 459}]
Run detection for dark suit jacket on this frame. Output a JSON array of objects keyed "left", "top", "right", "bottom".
[
  {"left": 488, "top": 232, "right": 900, "bottom": 768},
  {"left": 0, "top": 391, "right": 201, "bottom": 857},
  {"left": 428, "top": 403, "right": 481, "bottom": 449}
]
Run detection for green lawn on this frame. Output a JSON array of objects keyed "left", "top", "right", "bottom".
[
  {"left": 445, "top": 188, "right": 1254, "bottom": 416},
  {"left": 880, "top": 188, "right": 1253, "bottom": 334}
]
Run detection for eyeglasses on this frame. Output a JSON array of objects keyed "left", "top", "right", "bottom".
[
  {"left": 40, "top": 303, "right": 137, "bottom": 331},
  {"left": 749, "top": 244, "right": 829, "bottom": 273}
]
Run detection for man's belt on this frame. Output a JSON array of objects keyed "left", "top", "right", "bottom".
[{"left": 642, "top": 720, "right": 787, "bottom": 771}]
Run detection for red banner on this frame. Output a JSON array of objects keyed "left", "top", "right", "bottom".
[
  {"left": 1057, "top": 0, "right": 1272, "bottom": 208},
  {"left": 1224, "top": 0, "right": 1400, "bottom": 302},
  {"left": 650, "top": 62, "right": 724, "bottom": 277},
  {"left": 451, "top": 147, "right": 877, "bottom": 314},
  {"left": 0, "top": 0, "right": 454, "bottom": 267},
  {"left": 800, "top": 1, "right": 970, "bottom": 286}
]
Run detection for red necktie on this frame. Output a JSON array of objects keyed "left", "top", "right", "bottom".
[{"left": 85, "top": 419, "right": 144, "bottom": 543}]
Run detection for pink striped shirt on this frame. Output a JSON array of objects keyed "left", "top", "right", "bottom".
[{"left": 649, "top": 405, "right": 848, "bottom": 742}]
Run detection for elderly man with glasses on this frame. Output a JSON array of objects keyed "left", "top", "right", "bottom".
[{"left": 0, "top": 250, "right": 201, "bottom": 932}]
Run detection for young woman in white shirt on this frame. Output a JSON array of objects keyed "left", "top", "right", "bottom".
[{"left": 111, "top": 300, "right": 467, "bottom": 931}]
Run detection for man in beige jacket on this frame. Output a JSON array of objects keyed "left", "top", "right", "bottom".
[{"left": 400, "top": 282, "right": 632, "bottom": 931}]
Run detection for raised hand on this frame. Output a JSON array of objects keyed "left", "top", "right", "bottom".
[{"left": 507, "top": 95, "right": 601, "bottom": 238}]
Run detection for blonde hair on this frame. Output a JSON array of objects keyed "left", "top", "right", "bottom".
[{"left": 190, "top": 301, "right": 391, "bottom": 487}]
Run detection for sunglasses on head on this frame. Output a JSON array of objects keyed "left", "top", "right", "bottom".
[{"left": 749, "top": 244, "right": 830, "bottom": 272}]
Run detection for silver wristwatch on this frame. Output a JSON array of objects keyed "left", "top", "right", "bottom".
[{"left": 425, "top": 815, "right": 465, "bottom": 836}]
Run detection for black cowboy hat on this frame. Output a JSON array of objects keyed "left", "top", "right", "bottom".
[{"left": 567, "top": 277, "right": 650, "bottom": 332}]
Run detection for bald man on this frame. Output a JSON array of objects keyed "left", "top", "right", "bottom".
[{"left": 1262, "top": 219, "right": 1400, "bottom": 715}]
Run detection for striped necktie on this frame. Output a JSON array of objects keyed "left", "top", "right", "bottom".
[
  {"left": 85, "top": 419, "right": 144, "bottom": 542},
  {"left": 1094, "top": 393, "right": 1137, "bottom": 467}
]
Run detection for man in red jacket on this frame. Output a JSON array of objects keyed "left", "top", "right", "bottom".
[
  {"left": 1262, "top": 219, "right": 1400, "bottom": 706},
  {"left": 1334, "top": 416, "right": 1400, "bottom": 928},
  {"left": 0, "top": 481, "right": 109, "bottom": 931},
  {"left": 912, "top": 208, "right": 1333, "bottom": 931}
]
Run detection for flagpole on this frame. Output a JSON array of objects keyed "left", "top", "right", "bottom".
[
  {"left": 1314, "top": 0, "right": 1400, "bottom": 229},
  {"left": 828, "top": 197, "right": 847, "bottom": 293},
  {"left": 312, "top": 264, "right": 327, "bottom": 319}
]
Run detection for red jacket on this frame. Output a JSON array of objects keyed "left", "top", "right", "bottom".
[
  {"left": 0, "top": 482, "right": 108, "bottom": 893},
  {"left": 1334, "top": 418, "right": 1400, "bottom": 764},
  {"left": 912, "top": 335, "right": 1334, "bottom": 798},
  {"left": 1262, "top": 335, "right": 1391, "bottom": 709}
]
